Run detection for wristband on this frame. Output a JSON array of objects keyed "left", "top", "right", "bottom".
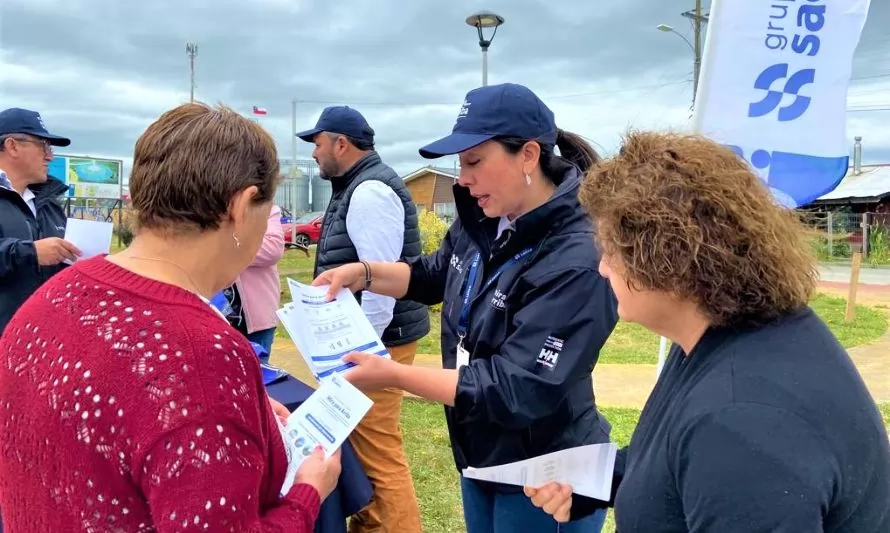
[{"left": 360, "top": 260, "right": 372, "bottom": 290}]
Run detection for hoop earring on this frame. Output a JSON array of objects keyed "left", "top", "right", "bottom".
[
  {"left": 233, "top": 233, "right": 241, "bottom": 248},
  {"left": 525, "top": 173, "right": 532, "bottom": 186}
]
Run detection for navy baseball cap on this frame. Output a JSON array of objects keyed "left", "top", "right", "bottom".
[
  {"left": 295, "top": 106, "right": 375, "bottom": 144},
  {"left": 419, "top": 83, "right": 557, "bottom": 159},
  {"left": 0, "top": 107, "right": 71, "bottom": 147}
]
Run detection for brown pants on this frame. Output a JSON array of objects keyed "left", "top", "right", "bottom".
[{"left": 347, "top": 341, "right": 422, "bottom": 533}]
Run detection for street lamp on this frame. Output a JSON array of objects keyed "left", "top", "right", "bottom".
[
  {"left": 657, "top": 23, "right": 702, "bottom": 107},
  {"left": 657, "top": 24, "right": 694, "bottom": 52},
  {"left": 657, "top": 1, "right": 708, "bottom": 108},
  {"left": 465, "top": 11, "right": 505, "bottom": 86}
]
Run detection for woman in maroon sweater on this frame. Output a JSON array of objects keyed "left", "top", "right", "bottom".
[{"left": 0, "top": 103, "right": 340, "bottom": 531}]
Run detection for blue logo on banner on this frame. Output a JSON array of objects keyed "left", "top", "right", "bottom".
[
  {"left": 731, "top": 0, "right": 845, "bottom": 208},
  {"left": 748, "top": 63, "right": 815, "bottom": 122},
  {"left": 727, "top": 145, "right": 848, "bottom": 208}
]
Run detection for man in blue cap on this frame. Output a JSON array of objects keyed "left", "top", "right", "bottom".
[
  {"left": 296, "top": 106, "right": 429, "bottom": 533},
  {"left": 0, "top": 107, "right": 80, "bottom": 334}
]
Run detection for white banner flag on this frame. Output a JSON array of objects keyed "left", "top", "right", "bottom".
[{"left": 693, "top": 0, "right": 872, "bottom": 207}]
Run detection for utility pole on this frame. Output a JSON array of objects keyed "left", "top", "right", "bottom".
[
  {"left": 186, "top": 42, "right": 198, "bottom": 103},
  {"left": 291, "top": 98, "right": 298, "bottom": 178},
  {"left": 682, "top": 0, "right": 709, "bottom": 106}
]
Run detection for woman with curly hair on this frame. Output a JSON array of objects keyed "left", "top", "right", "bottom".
[{"left": 526, "top": 131, "right": 890, "bottom": 532}]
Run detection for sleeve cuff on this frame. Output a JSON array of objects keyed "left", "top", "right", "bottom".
[{"left": 284, "top": 482, "right": 323, "bottom": 523}]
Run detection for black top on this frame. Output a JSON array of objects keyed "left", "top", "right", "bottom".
[
  {"left": 405, "top": 166, "right": 619, "bottom": 492},
  {"left": 0, "top": 177, "right": 69, "bottom": 333},
  {"left": 602, "top": 307, "right": 890, "bottom": 532}
]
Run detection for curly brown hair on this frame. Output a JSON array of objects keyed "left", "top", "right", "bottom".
[{"left": 580, "top": 131, "right": 818, "bottom": 328}]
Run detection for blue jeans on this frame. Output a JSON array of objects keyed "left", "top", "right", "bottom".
[
  {"left": 460, "top": 477, "right": 606, "bottom": 533},
  {"left": 247, "top": 327, "right": 276, "bottom": 364}
]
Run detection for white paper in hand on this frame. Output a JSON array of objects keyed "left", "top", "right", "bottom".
[
  {"left": 462, "top": 443, "right": 617, "bottom": 501},
  {"left": 276, "top": 278, "right": 390, "bottom": 380},
  {"left": 278, "top": 373, "right": 373, "bottom": 496},
  {"left": 63, "top": 218, "right": 113, "bottom": 263}
]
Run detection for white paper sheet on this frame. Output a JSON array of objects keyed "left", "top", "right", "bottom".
[
  {"left": 63, "top": 218, "right": 113, "bottom": 263},
  {"left": 278, "top": 373, "right": 373, "bottom": 495},
  {"left": 461, "top": 443, "right": 618, "bottom": 501},
  {"left": 276, "top": 279, "right": 389, "bottom": 381}
]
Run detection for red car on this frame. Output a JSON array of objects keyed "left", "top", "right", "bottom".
[{"left": 283, "top": 211, "right": 324, "bottom": 249}]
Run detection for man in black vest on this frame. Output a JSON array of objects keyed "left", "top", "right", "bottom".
[{"left": 297, "top": 106, "right": 429, "bottom": 533}]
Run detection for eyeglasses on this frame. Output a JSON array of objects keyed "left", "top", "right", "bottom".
[{"left": 0, "top": 135, "right": 53, "bottom": 154}]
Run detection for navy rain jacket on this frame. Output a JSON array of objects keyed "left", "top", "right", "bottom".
[
  {"left": 0, "top": 177, "right": 69, "bottom": 333},
  {"left": 404, "top": 166, "right": 619, "bottom": 492}
]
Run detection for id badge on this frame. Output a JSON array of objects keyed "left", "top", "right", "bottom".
[{"left": 456, "top": 343, "right": 470, "bottom": 368}]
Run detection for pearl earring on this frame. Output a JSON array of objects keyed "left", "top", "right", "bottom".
[
  {"left": 525, "top": 173, "right": 532, "bottom": 186},
  {"left": 233, "top": 233, "right": 241, "bottom": 248}
]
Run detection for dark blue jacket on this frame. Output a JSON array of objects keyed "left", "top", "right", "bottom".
[
  {"left": 0, "top": 177, "right": 69, "bottom": 334},
  {"left": 404, "top": 166, "right": 618, "bottom": 491}
]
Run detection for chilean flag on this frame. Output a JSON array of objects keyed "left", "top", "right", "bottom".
[{"left": 252, "top": 106, "right": 268, "bottom": 116}]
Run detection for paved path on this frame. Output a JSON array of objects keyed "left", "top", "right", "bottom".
[{"left": 269, "top": 281, "right": 890, "bottom": 410}]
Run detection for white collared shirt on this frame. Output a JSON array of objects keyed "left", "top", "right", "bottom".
[
  {"left": 0, "top": 169, "right": 37, "bottom": 217},
  {"left": 345, "top": 180, "right": 405, "bottom": 337}
]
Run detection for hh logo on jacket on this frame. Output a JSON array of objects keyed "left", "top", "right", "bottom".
[
  {"left": 489, "top": 289, "right": 506, "bottom": 310},
  {"left": 536, "top": 335, "right": 564, "bottom": 370},
  {"left": 449, "top": 253, "right": 463, "bottom": 274}
]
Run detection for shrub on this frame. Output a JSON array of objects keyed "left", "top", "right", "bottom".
[
  {"left": 868, "top": 223, "right": 890, "bottom": 266},
  {"left": 418, "top": 209, "right": 449, "bottom": 255},
  {"left": 417, "top": 210, "right": 450, "bottom": 312},
  {"left": 115, "top": 222, "right": 135, "bottom": 247}
]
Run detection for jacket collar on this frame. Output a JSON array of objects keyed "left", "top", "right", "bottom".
[
  {"left": 454, "top": 165, "right": 588, "bottom": 256},
  {"left": 329, "top": 151, "right": 381, "bottom": 191},
  {"left": 0, "top": 175, "right": 68, "bottom": 203}
]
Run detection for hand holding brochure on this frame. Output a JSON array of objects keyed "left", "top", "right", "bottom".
[
  {"left": 62, "top": 218, "right": 113, "bottom": 264},
  {"left": 278, "top": 373, "right": 373, "bottom": 495},
  {"left": 276, "top": 279, "right": 390, "bottom": 381},
  {"left": 462, "top": 443, "right": 618, "bottom": 501}
]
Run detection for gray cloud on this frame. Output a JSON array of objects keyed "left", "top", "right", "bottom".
[{"left": 1, "top": 0, "right": 888, "bottom": 185}]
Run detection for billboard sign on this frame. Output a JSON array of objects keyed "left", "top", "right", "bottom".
[{"left": 48, "top": 155, "right": 123, "bottom": 199}]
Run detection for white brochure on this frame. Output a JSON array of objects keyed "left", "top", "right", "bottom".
[
  {"left": 276, "top": 278, "right": 389, "bottom": 381},
  {"left": 462, "top": 443, "right": 618, "bottom": 501},
  {"left": 63, "top": 218, "right": 113, "bottom": 263},
  {"left": 279, "top": 373, "right": 373, "bottom": 496}
]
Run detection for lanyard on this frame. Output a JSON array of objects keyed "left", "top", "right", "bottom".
[{"left": 457, "top": 247, "right": 533, "bottom": 339}]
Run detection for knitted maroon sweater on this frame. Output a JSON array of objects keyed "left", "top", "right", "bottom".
[{"left": 0, "top": 256, "right": 321, "bottom": 532}]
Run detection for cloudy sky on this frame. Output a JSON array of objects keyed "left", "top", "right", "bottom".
[{"left": 1, "top": 0, "right": 889, "bottom": 183}]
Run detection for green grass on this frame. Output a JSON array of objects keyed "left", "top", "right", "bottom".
[
  {"left": 881, "top": 403, "right": 890, "bottom": 431},
  {"left": 276, "top": 249, "right": 889, "bottom": 362},
  {"left": 402, "top": 398, "right": 639, "bottom": 533}
]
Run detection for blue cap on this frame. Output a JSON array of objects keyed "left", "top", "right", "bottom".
[
  {"left": 295, "top": 106, "right": 375, "bottom": 144},
  {"left": 0, "top": 107, "right": 71, "bottom": 147},
  {"left": 419, "top": 83, "right": 557, "bottom": 159}
]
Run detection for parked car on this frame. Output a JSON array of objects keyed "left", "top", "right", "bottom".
[{"left": 283, "top": 211, "right": 324, "bottom": 249}]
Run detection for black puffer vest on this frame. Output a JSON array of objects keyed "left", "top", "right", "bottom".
[{"left": 314, "top": 152, "right": 430, "bottom": 346}]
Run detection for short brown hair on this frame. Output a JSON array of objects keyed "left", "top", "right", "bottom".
[
  {"left": 129, "top": 102, "right": 280, "bottom": 233},
  {"left": 581, "top": 131, "right": 817, "bottom": 328}
]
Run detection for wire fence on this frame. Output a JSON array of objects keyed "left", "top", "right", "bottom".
[{"left": 798, "top": 211, "right": 890, "bottom": 266}]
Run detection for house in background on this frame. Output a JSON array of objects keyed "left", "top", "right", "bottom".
[{"left": 402, "top": 165, "right": 459, "bottom": 220}]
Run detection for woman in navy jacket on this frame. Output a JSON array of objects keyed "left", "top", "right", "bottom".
[{"left": 313, "top": 83, "right": 618, "bottom": 533}]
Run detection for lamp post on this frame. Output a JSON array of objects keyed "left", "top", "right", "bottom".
[
  {"left": 657, "top": 0, "right": 708, "bottom": 107},
  {"left": 465, "top": 11, "right": 505, "bottom": 86}
]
